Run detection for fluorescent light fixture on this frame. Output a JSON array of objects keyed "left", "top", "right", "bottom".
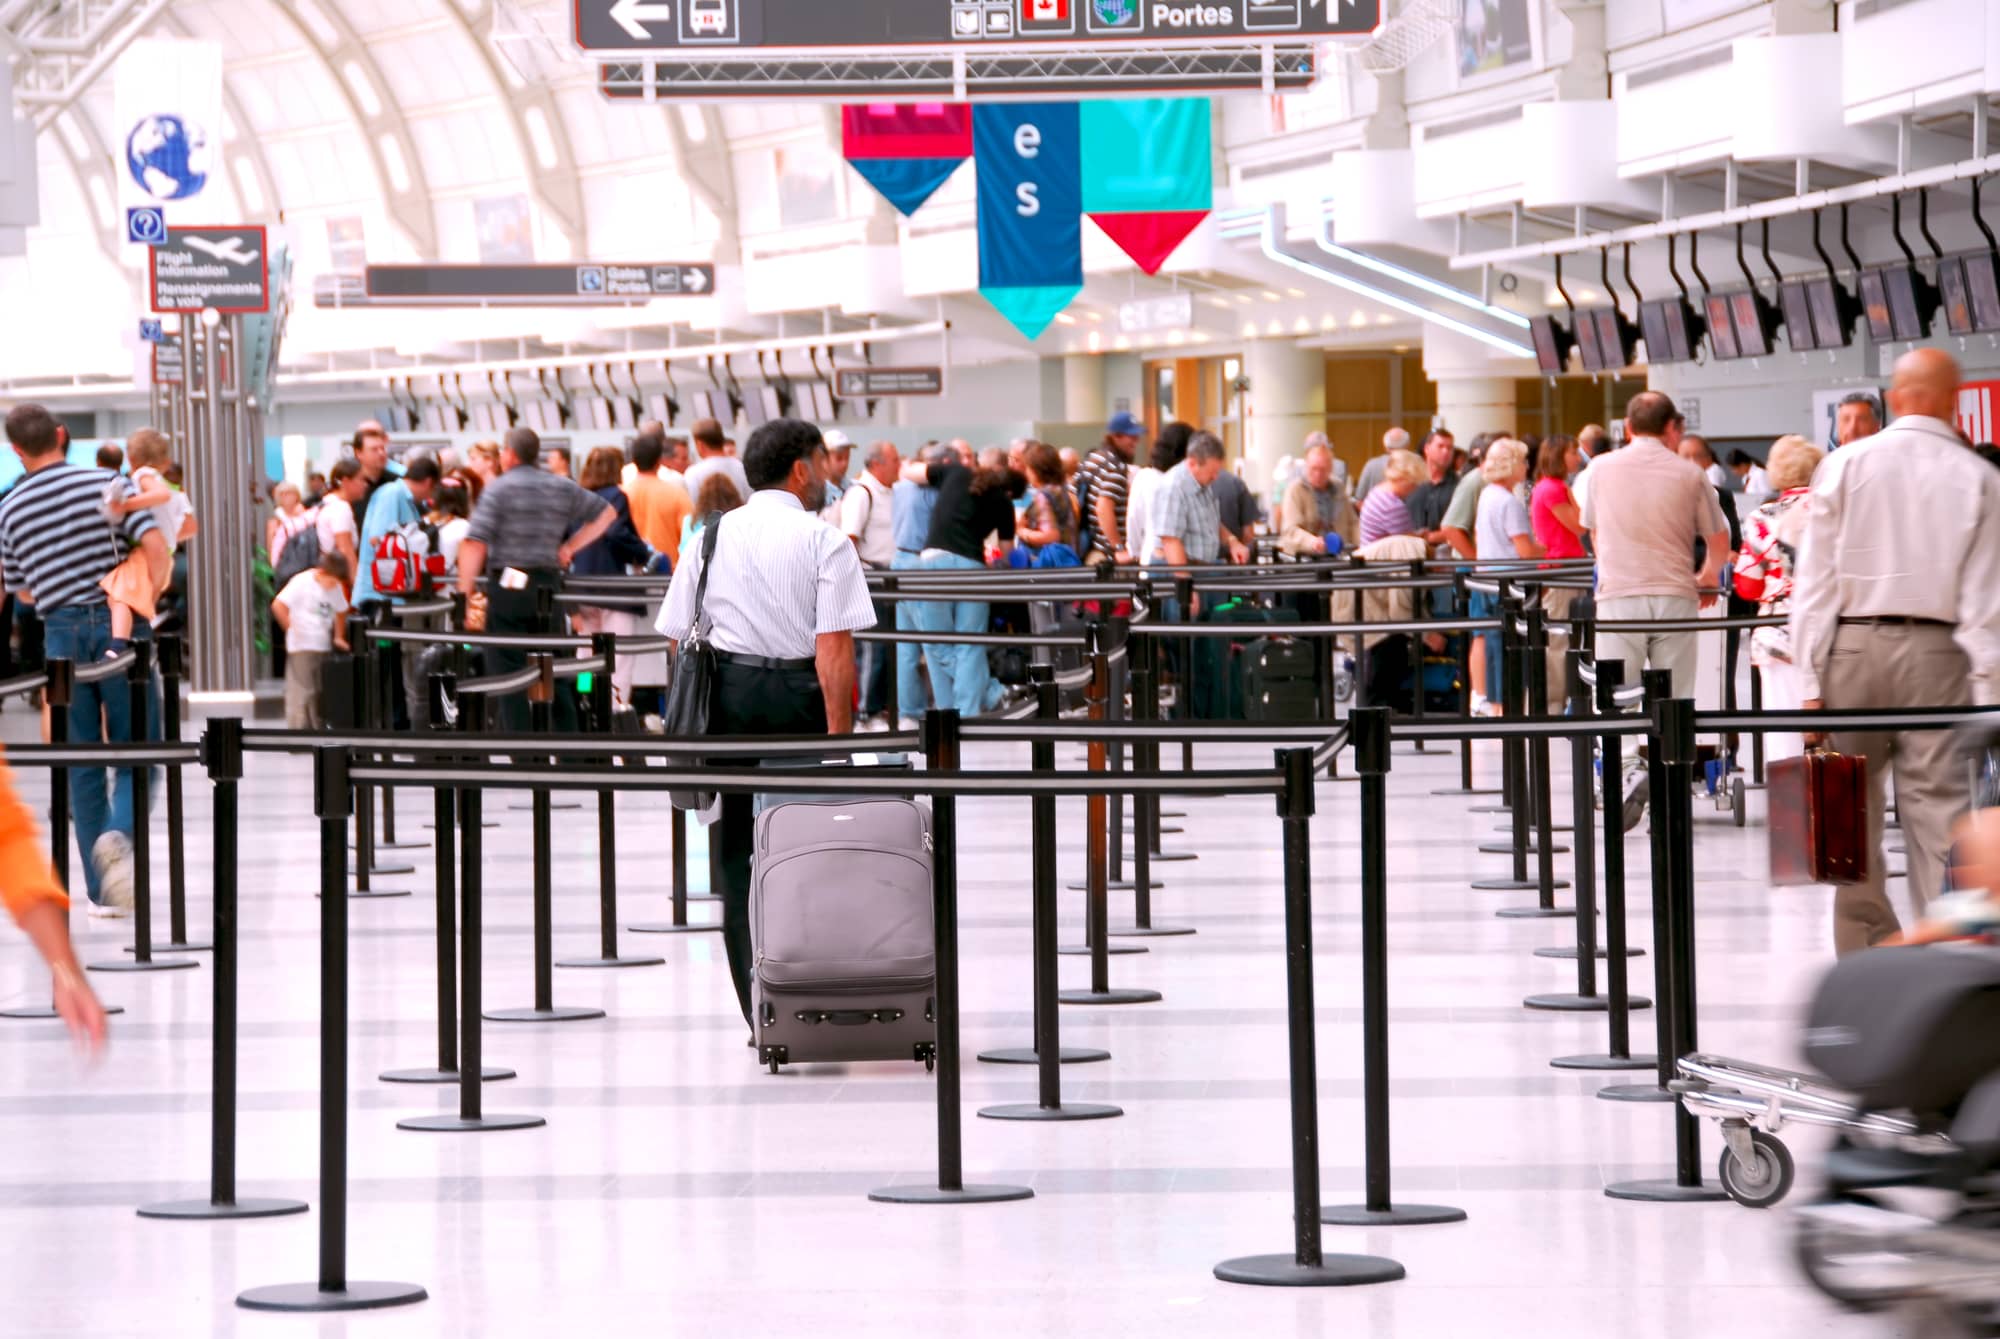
[{"left": 1303, "top": 206, "right": 1532, "bottom": 331}]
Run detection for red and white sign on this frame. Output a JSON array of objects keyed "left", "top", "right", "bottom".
[
  {"left": 1957, "top": 380, "right": 2000, "bottom": 444},
  {"left": 1023, "top": 0, "right": 1069, "bottom": 22}
]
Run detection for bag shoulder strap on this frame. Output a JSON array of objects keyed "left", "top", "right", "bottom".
[{"left": 689, "top": 511, "right": 723, "bottom": 629}]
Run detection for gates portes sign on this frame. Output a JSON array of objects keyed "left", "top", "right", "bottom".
[
  {"left": 362, "top": 263, "right": 715, "bottom": 305},
  {"left": 835, "top": 366, "right": 944, "bottom": 398},
  {"left": 575, "top": 0, "right": 1379, "bottom": 51},
  {"left": 148, "top": 226, "right": 268, "bottom": 314}
]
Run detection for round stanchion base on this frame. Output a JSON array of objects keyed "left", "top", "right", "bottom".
[
  {"left": 87, "top": 956, "right": 198, "bottom": 974},
  {"left": 122, "top": 940, "right": 212, "bottom": 955},
  {"left": 508, "top": 801, "right": 582, "bottom": 813},
  {"left": 1471, "top": 877, "right": 1570, "bottom": 891},
  {"left": 0, "top": 1002, "right": 125, "bottom": 1019},
  {"left": 1552, "top": 1052, "right": 1659, "bottom": 1072},
  {"left": 396, "top": 1112, "right": 547, "bottom": 1133},
  {"left": 1160, "top": 810, "right": 1186, "bottom": 819},
  {"left": 1477, "top": 842, "right": 1570, "bottom": 856},
  {"left": 1321, "top": 1203, "right": 1468, "bottom": 1227},
  {"left": 483, "top": 1005, "right": 606, "bottom": 1023},
  {"left": 979, "top": 1101, "right": 1123, "bottom": 1122},
  {"left": 1057, "top": 943, "right": 1148, "bottom": 957},
  {"left": 1108, "top": 924, "right": 1197, "bottom": 938},
  {"left": 138, "top": 1196, "right": 308, "bottom": 1221},
  {"left": 379, "top": 1065, "right": 515, "bottom": 1084},
  {"left": 317, "top": 888, "right": 414, "bottom": 900},
  {"left": 1066, "top": 880, "right": 1164, "bottom": 893},
  {"left": 1468, "top": 803, "right": 1512, "bottom": 815},
  {"left": 1492, "top": 823, "right": 1573, "bottom": 834},
  {"left": 1058, "top": 987, "right": 1162, "bottom": 1006},
  {"left": 1133, "top": 850, "right": 1197, "bottom": 863},
  {"left": 1495, "top": 905, "right": 1575, "bottom": 920},
  {"left": 555, "top": 954, "right": 668, "bottom": 969},
  {"left": 1157, "top": 825, "right": 1185, "bottom": 835},
  {"left": 353, "top": 840, "right": 429, "bottom": 853},
  {"left": 1534, "top": 945, "right": 1645, "bottom": 960},
  {"left": 1597, "top": 1082, "right": 1676, "bottom": 1104},
  {"left": 867, "top": 1182, "right": 1034, "bottom": 1205},
  {"left": 627, "top": 921, "right": 721, "bottom": 935},
  {"left": 361, "top": 861, "right": 417, "bottom": 878},
  {"left": 238, "top": 1281, "right": 428, "bottom": 1313},
  {"left": 424, "top": 821, "right": 498, "bottom": 830},
  {"left": 1604, "top": 1177, "right": 1728, "bottom": 1204},
  {"left": 976, "top": 1045, "right": 1111, "bottom": 1065},
  {"left": 1432, "top": 788, "right": 1502, "bottom": 798},
  {"left": 1213, "top": 1253, "right": 1405, "bottom": 1288},
  {"left": 1523, "top": 992, "right": 1651, "bottom": 1013}
]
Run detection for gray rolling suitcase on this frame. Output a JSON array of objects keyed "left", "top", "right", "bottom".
[{"left": 751, "top": 798, "right": 937, "bottom": 1074}]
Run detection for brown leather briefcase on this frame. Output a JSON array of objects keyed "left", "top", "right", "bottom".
[{"left": 1768, "top": 748, "right": 1869, "bottom": 886}]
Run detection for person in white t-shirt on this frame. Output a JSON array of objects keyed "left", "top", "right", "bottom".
[
  {"left": 272, "top": 551, "right": 352, "bottom": 729},
  {"left": 840, "top": 440, "right": 901, "bottom": 729},
  {"left": 314, "top": 458, "right": 365, "bottom": 591}
]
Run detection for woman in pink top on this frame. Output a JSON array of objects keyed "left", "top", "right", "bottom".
[{"left": 1529, "top": 436, "right": 1587, "bottom": 697}]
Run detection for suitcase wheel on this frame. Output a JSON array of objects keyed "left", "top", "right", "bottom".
[
  {"left": 759, "top": 1044, "right": 788, "bottom": 1074},
  {"left": 916, "top": 1042, "right": 936, "bottom": 1074}
]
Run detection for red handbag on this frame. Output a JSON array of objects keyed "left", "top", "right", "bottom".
[{"left": 1768, "top": 748, "right": 1869, "bottom": 886}]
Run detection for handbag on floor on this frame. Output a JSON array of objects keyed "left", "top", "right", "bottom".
[{"left": 1768, "top": 746, "right": 1868, "bottom": 885}]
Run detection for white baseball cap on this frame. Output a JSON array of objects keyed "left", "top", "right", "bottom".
[{"left": 821, "top": 428, "right": 853, "bottom": 450}]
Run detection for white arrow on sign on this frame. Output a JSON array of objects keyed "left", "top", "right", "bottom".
[
  {"left": 609, "top": 0, "right": 674, "bottom": 39},
  {"left": 684, "top": 267, "right": 709, "bottom": 293}
]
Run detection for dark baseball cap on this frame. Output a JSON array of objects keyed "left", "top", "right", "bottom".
[{"left": 1106, "top": 411, "right": 1144, "bottom": 437}]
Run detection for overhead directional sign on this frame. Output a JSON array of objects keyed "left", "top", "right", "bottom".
[
  {"left": 575, "top": 0, "right": 1377, "bottom": 50},
  {"left": 148, "top": 226, "right": 268, "bottom": 314},
  {"left": 361, "top": 263, "right": 715, "bottom": 306},
  {"left": 836, "top": 366, "right": 944, "bottom": 397},
  {"left": 152, "top": 341, "right": 185, "bottom": 385}
]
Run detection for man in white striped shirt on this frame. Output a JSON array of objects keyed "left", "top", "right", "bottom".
[
  {"left": 656, "top": 418, "right": 877, "bottom": 1023},
  {"left": 0, "top": 405, "right": 168, "bottom": 914}
]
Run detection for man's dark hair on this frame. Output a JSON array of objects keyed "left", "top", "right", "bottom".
[
  {"left": 1421, "top": 429, "right": 1454, "bottom": 451},
  {"left": 1729, "top": 449, "right": 1756, "bottom": 469},
  {"left": 96, "top": 445, "right": 125, "bottom": 470},
  {"left": 742, "top": 418, "right": 824, "bottom": 490},
  {"left": 503, "top": 426, "right": 542, "bottom": 466},
  {"left": 632, "top": 431, "right": 665, "bottom": 473},
  {"left": 1153, "top": 420, "right": 1194, "bottom": 471},
  {"left": 402, "top": 454, "right": 441, "bottom": 485},
  {"left": 1626, "top": 390, "right": 1678, "bottom": 438},
  {"left": 353, "top": 425, "right": 388, "bottom": 450},
  {"left": 1186, "top": 431, "right": 1225, "bottom": 463},
  {"left": 318, "top": 550, "right": 352, "bottom": 582},
  {"left": 5, "top": 404, "right": 62, "bottom": 457},
  {"left": 329, "top": 458, "right": 362, "bottom": 486},
  {"left": 691, "top": 418, "right": 725, "bottom": 452},
  {"left": 1838, "top": 391, "right": 1883, "bottom": 421},
  {"left": 548, "top": 445, "right": 572, "bottom": 469}
]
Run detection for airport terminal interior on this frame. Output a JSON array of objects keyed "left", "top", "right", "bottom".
[{"left": 1, "top": 0, "right": 1999, "bottom": 1334}]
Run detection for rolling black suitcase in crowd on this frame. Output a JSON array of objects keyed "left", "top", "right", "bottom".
[{"left": 1242, "top": 637, "right": 1319, "bottom": 721}]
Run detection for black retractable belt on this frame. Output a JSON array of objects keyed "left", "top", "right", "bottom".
[{"left": 139, "top": 716, "right": 308, "bottom": 1221}]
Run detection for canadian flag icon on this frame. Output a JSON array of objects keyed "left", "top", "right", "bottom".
[{"left": 1024, "top": 0, "right": 1068, "bottom": 21}]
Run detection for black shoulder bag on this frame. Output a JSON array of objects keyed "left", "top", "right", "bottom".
[{"left": 663, "top": 513, "right": 724, "bottom": 811}]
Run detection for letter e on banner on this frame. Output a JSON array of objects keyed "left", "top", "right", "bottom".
[{"left": 973, "top": 104, "right": 1081, "bottom": 293}]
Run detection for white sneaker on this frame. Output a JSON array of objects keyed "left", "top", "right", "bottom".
[
  {"left": 1619, "top": 760, "right": 1650, "bottom": 834},
  {"left": 91, "top": 831, "right": 135, "bottom": 910},
  {"left": 897, "top": 716, "right": 922, "bottom": 733},
  {"left": 85, "top": 900, "right": 129, "bottom": 919}
]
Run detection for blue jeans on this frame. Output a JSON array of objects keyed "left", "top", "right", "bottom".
[
  {"left": 42, "top": 604, "right": 160, "bottom": 903},
  {"left": 916, "top": 551, "right": 1001, "bottom": 719},
  {"left": 891, "top": 551, "right": 930, "bottom": 720},
  {"left": 1468, "top": 590, "right": 1502, "bottom": 702}
]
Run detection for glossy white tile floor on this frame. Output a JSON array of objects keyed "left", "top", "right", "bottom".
[{"left": 0, "top": 713, "right": 1916, "bottom": 1338}]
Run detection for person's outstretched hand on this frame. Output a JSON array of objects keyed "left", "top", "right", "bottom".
[{"left": 51, "top": 963, "right": 107, "bottom": 1055}]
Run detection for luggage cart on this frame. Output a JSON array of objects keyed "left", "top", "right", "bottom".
[{"left": 1670, "top": 1053, "right": 1931, "bottom": 1208}]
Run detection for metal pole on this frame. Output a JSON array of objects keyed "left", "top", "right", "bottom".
[
  {"left": 157, "top": 635, "right": 207, "bottom": 951},
  {"left": 96, "top": 644, "right": 195, "bottom": 974},
  {"left": 1600, "top": 668, "right": 1683, "bottom": 1105},
  {"left": 560, "top": 634, "right": 663, "bottom": 969}
]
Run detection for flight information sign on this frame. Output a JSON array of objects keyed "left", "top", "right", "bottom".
[{"left": 576, "top": 0, "right": 1377, "bottom": 51}]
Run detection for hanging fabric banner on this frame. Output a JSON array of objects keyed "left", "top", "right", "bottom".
[
  {"left": 1080, "top": 99, "right": 1212, "bottom": 275},
  {"left": 974, "top": 102, "right": 1082, "bottom": 341},
  {"left": 841, "top": 103, "right": 971, "bottom": 218}
]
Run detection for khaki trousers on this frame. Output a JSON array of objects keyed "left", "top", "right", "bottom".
[
  {"left": 1822, "top": 622, "right": 1972, "bottom": 955},
  {"left": 1541, "top": 584, "right": 1583, "bottom": 707},
  {"left": 1594, "top": 595, "right": 1701, "bottom": 699}
]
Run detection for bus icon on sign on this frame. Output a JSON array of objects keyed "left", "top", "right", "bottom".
[{"left": 690, "top": 0, "right": 727, "bottom": 31}]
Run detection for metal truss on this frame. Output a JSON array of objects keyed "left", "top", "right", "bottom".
[
  {"left": 599, "top": 43, "right": 1318, "bottom": 100},
  {"left": 8, "top": 0, "right": 174, "bottom": 130}
]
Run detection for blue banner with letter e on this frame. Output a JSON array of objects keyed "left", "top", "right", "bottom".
[{"left": 974, "top": 103, "right": 1082, "bottom": 341}]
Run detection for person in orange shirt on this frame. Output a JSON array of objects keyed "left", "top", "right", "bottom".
[
  {"left": 623, "top": 428, "right": 693, "bottom": 566},
  {"left": 0, "top": 752, "right": 108, "bottom": 1050}
]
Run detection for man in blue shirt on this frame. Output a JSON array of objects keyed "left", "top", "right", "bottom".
[
  {"left": 353, "top": 454, "right": 439, "bottom": 728},
  {"left": 889, "top": 441, "right": 956, "bottom": 729}
]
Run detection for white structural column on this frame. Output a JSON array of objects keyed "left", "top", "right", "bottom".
[
  {"left": 1062, "top": 355, "right": 1108, "bottom": 427},
  {"left": 1241, "top": 341, "right": 1324, "bottom": 493},
  {"left": 1434, "top": 377, "right": 1518, "bottom": 440}
]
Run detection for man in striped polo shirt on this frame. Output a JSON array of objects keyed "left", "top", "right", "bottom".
[{"left": 0, "top": 405, "right": 167, "bottom": 914}]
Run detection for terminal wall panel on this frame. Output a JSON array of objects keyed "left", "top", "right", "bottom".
[
  {"left": 1614, "top": 57, "right": 1734, "bottom": 176},
  {"left": 1840, "top": 0, "right": 1994, "bottom": 124},
  {"left": 899, "top": 224, "right": 979, "bottom": 299},
  {"left": 1328, "top": 149, "right": 1453, "bottom": 253},
  {"left": 1519, "top": 102, "right": 1651, "bottom": 213},
  {"left": 1412, "top": 116, "right": 1526, "bottom": 219},
  {"left": 1730, "top": 33, "right": 1890, "bottom": 167}
]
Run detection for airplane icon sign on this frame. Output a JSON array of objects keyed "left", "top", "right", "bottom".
[{"left": 183, "top": 234, "right": 262, "bottom": 266}]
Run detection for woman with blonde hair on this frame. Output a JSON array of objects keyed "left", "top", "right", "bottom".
[
  {"left": 464, "top": 440, "right": 501, "bottom": 486},
  {"left": 1734, "top": 433, "right": 1824, "bottom": 758},
  {"left": 1357, "top": 448, "right": 1426, "bottom": 545},
  {"left": 1472, "top": 438, "right": 1543, "bottom": 711}
]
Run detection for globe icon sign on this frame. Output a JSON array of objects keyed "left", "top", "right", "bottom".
[{"left": 125, "top": 114, "right": 209, "bottom": 201}]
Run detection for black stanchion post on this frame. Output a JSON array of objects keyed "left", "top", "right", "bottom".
[
  {"left": 382, "top": 675, "right": 514, "bottom": 1085},
  {"left": 1435, "top": 569, "right": 1497, "bottom": 797},
  {"left": 1556, "top": 660, "right": 1658, "bottom": 1072},
  {"left": 155, "top": 635, "right": 207, "bottom": 952},
  {"left": 1600, "top": 668, "right": 1683, "bottom": 1104},
  {"left": 400, "top": 687, "right": 540, "bottom": 1133},
  {"left": 95, "top": 643, "right": 195, "bottom": 975},
  {"left": 1749, "top": 663, "right": 1766, "bottom": 785},
  {"left": 871, "top": 710, "right": 1032, "bottom": 1204},
  {"left": 560, "top": 633, "right": 664, "bottom": 970},
  {"left": 1111, "top": 657, "right": 1192, "bottom": 939},
  {"left": 1323, "top": 709, "right": 1467, "bottom": 1228},
  {"left": 1175, "top": 573, "right": 1195, "bottom": 774},
  {"left": 1605, "top": 696, "right": 1725, "bottom": 1202},
  {"left": 1106, "top": 613, "right": 1128, "bottom": 889},
  {"left": 1470, "top": 607, "right": 1563, "bottom": 895},
  {"left": 140, "top": 717, "right": 307, "bottom": 1220},
  {"left": 981, "top": 669, "right": 1121, "bottom": 1119},
  {"left": 345, "top": 613, "right": 413, "bottom": 896},
  {"left": 237, "top": 747, "right": 429, "bottom": 1313},
  {"left": 630, "top": 801, "right": 721, "bottom": 933},
  {"left": 488, "top": 656, "right": 605, "bottom": 1023},
  {"left": 1061, "top": 623, "right": 1160, "bottom": 1004},
  {"left": 1218, "top": 747, "right": 1405, "bottom": 1287},
  {"left": 1496, "top": 606, "right": 1573, "bottom": 919}
]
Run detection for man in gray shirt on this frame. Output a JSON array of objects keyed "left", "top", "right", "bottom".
[
  {"left": 683, "top": 417, "right": 752, "bottom": 508},
  {"left": 458, "top": 426, "right": 615, "bottom": 728}
]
